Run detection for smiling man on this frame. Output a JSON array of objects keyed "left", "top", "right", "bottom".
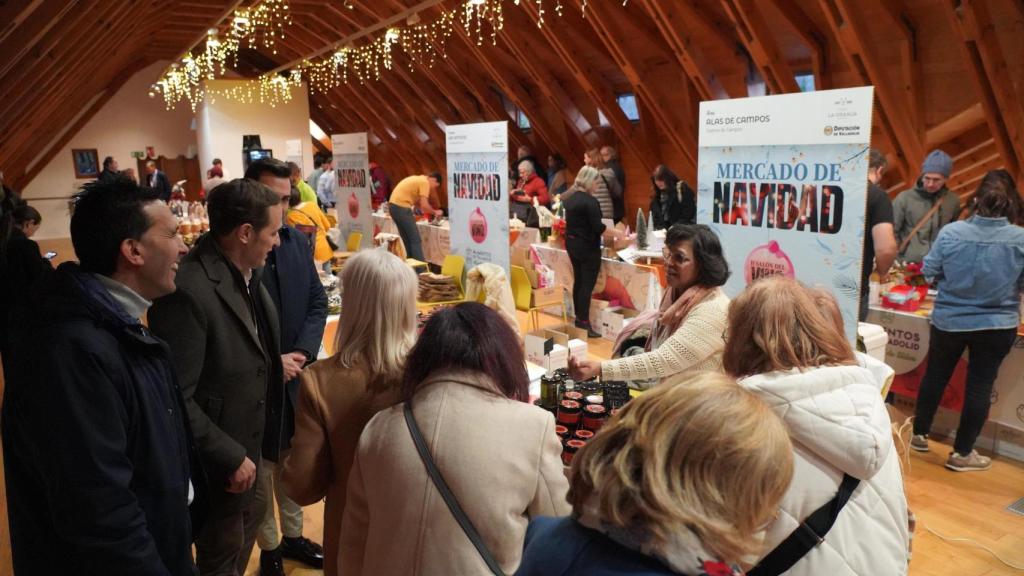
[
  {"left": 149, "top": 178, "right": 284, "bottom": 576},
  {"left": 2, "top": 178, "right": 197, "bottom": 575}
]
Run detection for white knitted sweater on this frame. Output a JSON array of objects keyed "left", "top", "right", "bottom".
[{"left": 601, "top": 289, "right": 730, "bottom": 382}]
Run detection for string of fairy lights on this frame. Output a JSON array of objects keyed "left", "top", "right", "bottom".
[{"left": 151, "top": 0, "right": 629, "bottom": 111}]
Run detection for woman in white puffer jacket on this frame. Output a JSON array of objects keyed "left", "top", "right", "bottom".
[{"left": 723, "top": 277, "right": 909, "bottom": 576}]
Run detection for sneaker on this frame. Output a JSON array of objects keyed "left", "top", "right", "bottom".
[
  {"left": 945, "top": 450, "right": 992, "bottom": 472},
  {"left": 909, "top": 434, "right": 929, "bottom": 452}
]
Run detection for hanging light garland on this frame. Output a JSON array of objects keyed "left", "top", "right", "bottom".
[{"left": 153, "top": 0, "right": 631, "bottom": 109}]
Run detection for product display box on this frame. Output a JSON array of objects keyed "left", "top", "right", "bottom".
[
  {"left": 600, "top": 307, "right": 641, "bottom": 342},
  {"left": 525, "top": 323, "right": 589, "bottom": 371},
  {"left": 512, "top": 246, "right": 564, "bottom": 308}
]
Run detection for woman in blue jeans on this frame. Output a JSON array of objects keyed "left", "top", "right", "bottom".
[{"left": 912, "top": 171, "right": 1024, "bottom": 471}]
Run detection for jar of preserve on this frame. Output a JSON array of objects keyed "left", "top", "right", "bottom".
[
  {"left": 585, "top": 394, "right": 604, "bottom": 407},
  {"left": 562, "top": 439, "right": 586, "bottom": 466},
  {"left": 554, "top": 424, "right": 569, "bottom": 441},
  {"left": 556, "top": 400, "right": 582, "bottom": 427},
  {"left": 582, "top": 404, "right": 607, "bottom": 431},
  {"left": 563, "top": 391, "right": 584, "bottom": 403},
  {"left": 573, "top": 429, "right": 594, "bottom": 442}
]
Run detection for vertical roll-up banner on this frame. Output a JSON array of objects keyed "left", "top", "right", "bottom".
[
  {"left": 446, "top": 121, "right": 510, "bottom": 272},
  {"left": 697, "top": 87, "right": 874, "bottom": 343},
  {"left": 331, "top": 132, "right": 372, "bottom": 249}
]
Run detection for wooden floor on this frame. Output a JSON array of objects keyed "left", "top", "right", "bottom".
[{"left": 2, "top": 308, "right": 1023, "bottom": 576}]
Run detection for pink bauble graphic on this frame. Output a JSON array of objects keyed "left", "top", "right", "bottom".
[
  {"left": 348, "top": 192, "right": 360, "bottom": 219},
  {"left": 469, "top": 207, "right": 488, "bottom": 244},
  {"left": 744, "top": 240, "right": 795, "bottom": 284}
]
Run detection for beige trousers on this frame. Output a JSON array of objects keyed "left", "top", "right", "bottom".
[{"left": 255, "top": 457, "right": 305, "bottom": 550}]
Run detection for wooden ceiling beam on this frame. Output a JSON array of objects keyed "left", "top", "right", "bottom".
[
  {"left": 497, "top": 7, "right": 590, "bottom": 163},
  {"left": 768, "top": 0, "right": 830, "bottom": 89},
  {"left": 642, "top": 1, "right": 735, "bottom": 100},
  {"left": 389, "top": 49, "right": 472, "bottom": 127},
  {"left": 574, "top": 0, "right": 694, "bottom": 177},
  {"left": 720, "top": 0, "right": 801, "bottom": 94},
  {"left": 518, "top": 0, "right": 655, "bottom": 171},
  {"left": 876, "top": 0, "right": 925, "bottom": 139},
  {"left": 316, "top": 90, "right": 415, "bottom": 177},
  {"left": 944, "top": 0, "right": 1024, "bottom": 180},
  {"left": 441, "top": 8, "right": 569, "bottom": 164},
  {"left": 818, "top": 0, "right": 924, "bottom": 180},
  {"left": 12, "top": 59, "right": 149, "bottom": 191},
  {"left": 0, "top": 2, "right": 152, "bottom": 161},
  {"left": 0, "top": 0, "right": 80, "bottom": 78},
  {"left": 948, "top": 152, "right": 1003, "bottom": 193},
  {"left": 357, "top": 77, "right": 446, "bottom": 170},
  {"left": 925, "top": 103, "right": 985, "bottom": 148},
  {"left": 332, "top": 81, "right": 432, "bottom": 174},
  {"left": 0, "top": 0, "right": 43, "bottom": 44},
  {"left": 0, "top": 0, "right": 137, "bottom": 125},
  {"left": 419, "top": 28, "right": 531, "bottom": 151}
]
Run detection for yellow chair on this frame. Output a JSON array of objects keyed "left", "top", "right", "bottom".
[
  {"left": 346, "top": 231, "right": 363, "bottom": 252},
  {"left": 511, "top": 265, "right": 566, "bottom": 332},
  {"left": 416, "top": 254, "right": 467, "bottom": 309}
]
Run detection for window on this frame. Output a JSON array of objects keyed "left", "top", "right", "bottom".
[
  {"left": 309, "top": 119, "right": 328, "bottom": 141},
  {"left": 597, "top": 108, "right": 610, "bottom": 127},
  {"left": 616, "top": 93, "right": 640, "bottom": 122},
  {"left": 796, "top": 73, "right": 816, "bottom": 92},
  {"left": 516, "top": 109, "right": 531, "bottom": 131}
]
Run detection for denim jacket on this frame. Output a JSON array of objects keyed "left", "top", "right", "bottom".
[{"left": 924, "top": 216, "right": 1024, "bottom": 331}]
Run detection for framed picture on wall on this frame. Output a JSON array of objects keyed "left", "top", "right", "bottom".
[{"left": 71, "top": 149, "right": 99, "bottom": 179}]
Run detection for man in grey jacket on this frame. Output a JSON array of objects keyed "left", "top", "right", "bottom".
[{"left": 892, "top": 149, "right": 961, "bottom": 263}]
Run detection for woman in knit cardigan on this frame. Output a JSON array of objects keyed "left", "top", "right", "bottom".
[{"left": 569, "top": 224, "right": 730, "bottom": 385}]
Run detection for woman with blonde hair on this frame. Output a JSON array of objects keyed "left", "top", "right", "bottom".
[
  {"left": 281, "top": 248, "right": 417, "bottom": 576},
  {"left": 564, "top": 166, "right": 621, "bottom": 337},
  {"left": 517, "top": 372, "right": 794, "bottom": 575},
  {"left": 584, "top": 148, "right": 619, "bottom": 220},
  {"left": 723, "top": 276, "right": 909, "bottom": 576}
]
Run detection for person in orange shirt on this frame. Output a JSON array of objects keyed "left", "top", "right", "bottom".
[
  {"left": 287, "top": 189, "right": 334, "bottom": 266},
  {"left": 388, "top": 173, "right": 439, "bottom": 262}
]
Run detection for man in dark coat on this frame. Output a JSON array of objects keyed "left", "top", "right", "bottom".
[
  {"left": 2, "top": 178, "right": 197, "bottom": 575},
  {"left": 149, "top": 178, "right": 285, "bottom": 576},
  {"left": 145, "top": 160, "right": 173, "bottom": 202},
  {"left": 244, "top": 158, "right": 327, "bottom": 574}
]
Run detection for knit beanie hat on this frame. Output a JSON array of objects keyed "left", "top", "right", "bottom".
[{"left": 921, "top": 149, "right": 953, "bottom": 178}]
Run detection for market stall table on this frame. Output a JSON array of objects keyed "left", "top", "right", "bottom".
[{"left": 530, "top": 243, "right": 663, "bottom": 314}]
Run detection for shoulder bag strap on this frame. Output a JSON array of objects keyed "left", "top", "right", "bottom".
[
  {"left": 899, "top": 200, "right": 943, "bottom": 255},
  {"left": 748, "top": 474, "right": 860, "bottom": 576},
  {"left": 403, "top": 402, "right": 507, "bottom": 576}
]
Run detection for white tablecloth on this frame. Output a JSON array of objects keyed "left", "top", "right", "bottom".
[{"left": 530, "top": 243, "right": 662, "bottom": 313}]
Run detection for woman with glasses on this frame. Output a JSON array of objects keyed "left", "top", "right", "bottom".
[
  {"left": 570, "top": 223, "right": 730, "bottom": 385},
  {"left": 563, "top": 166, "right": 622, "bottom": 338}
]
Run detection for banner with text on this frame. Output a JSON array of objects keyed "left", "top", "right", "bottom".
[
  {"left": 331, "top": 132, "right": 372, "bottom": 249},
  {"left": 697, "top": 87, "right": 874, "bottom": 343},
  {"left": 446, "top": 121, "right": 509, "bottom": 272}
]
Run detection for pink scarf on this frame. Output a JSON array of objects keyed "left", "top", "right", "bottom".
[{"left": 612, "top": 285, "right": 714, "bottom": 355}]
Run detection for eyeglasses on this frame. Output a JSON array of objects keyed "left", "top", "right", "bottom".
[{"left": 661, "top": 246, "right": 691, "bottom": 266}]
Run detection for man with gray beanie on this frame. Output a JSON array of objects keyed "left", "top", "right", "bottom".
[{"left": 892, "top": 149, "right": 961, "bottom": 262}]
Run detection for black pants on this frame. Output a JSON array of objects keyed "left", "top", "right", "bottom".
[
  {"left": 389, "top": 203, "right": 423, "bottom": 262},
  {"left": 913, "top": 325, "right": 1017, "bottom": 455},
  {"left": 567, "top": 238, "right": 601, "bottom": 327}
]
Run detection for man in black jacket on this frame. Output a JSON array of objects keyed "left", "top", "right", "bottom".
[
  {"left": 244, "top": 158, "right": 327, "bottom": 574},
  {"left": 150, "top": 178, "right": 284, "bottom": 576},
  {"left": 2, "top": 179, "right": 197, "bottom": 575}
]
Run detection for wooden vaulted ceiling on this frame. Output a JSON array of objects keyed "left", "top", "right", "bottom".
[{"left": 3, "top": 0, "right": 1024, "bottom": 215}]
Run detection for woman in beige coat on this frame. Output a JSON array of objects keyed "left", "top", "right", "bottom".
[
  {"left": 280, "top": 248, "right": 418, "bottom": 576},
  {"left": 339, "top": 303, "right": 571, "bottom": 576}
]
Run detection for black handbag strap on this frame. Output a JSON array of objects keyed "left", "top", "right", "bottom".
[
  {"left": 403, "top": 402, "right": 506, "bottom": 576},
  {"left": 748, "top": 474, "right": 860, "bottom": 576}
]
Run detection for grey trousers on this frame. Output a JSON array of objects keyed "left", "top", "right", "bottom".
[
  {"left": 389, "top": 202, "right": 425, "bottom": 261},
  {"left": 256, "top": 457, "right": 305, "bottom": 550},
  {"left": 195, "top": 481, "right": 261, "bottom": 576}
]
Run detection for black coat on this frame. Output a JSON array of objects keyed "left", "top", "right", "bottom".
[
  {"left": 0, "top": 228, "right": 52, "bottom": 353},
  {"left": 650, "top": 180, "right": 696, "bottom": 230},
  {"left": 2, "top": 263, "right": 197, "bottom": 575},
  {"left": 606, "top": 159, "right": 627, "bottom": 222},
  {"left": 260, "top": 225, "right": 327, "bottom": 456},
  {"left": 149, "top": 233, "right": 284, "bottom": 488},
  {"left": 145, "top": 170, "right": 172, "bottom": 202}
]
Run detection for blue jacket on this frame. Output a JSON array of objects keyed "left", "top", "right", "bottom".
[
  {"left": 261, "top": 225, "right": 327, "bottom": 456},
  {"left": 516, "top": 517, "right": 686, "bottom": 576},
  {"left": 924, "top": 215, "right": 1024, "bottom": 331},
  {"left": 2, "top": 263, "right": 198, "bottom": 575}
]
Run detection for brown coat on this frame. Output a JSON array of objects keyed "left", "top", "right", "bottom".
[
  {"left": 339, "top": 370, "right": 571, "bottom": 576},
  {"left": 280, "top": 357, "right": 401, "bottom": 576}
]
